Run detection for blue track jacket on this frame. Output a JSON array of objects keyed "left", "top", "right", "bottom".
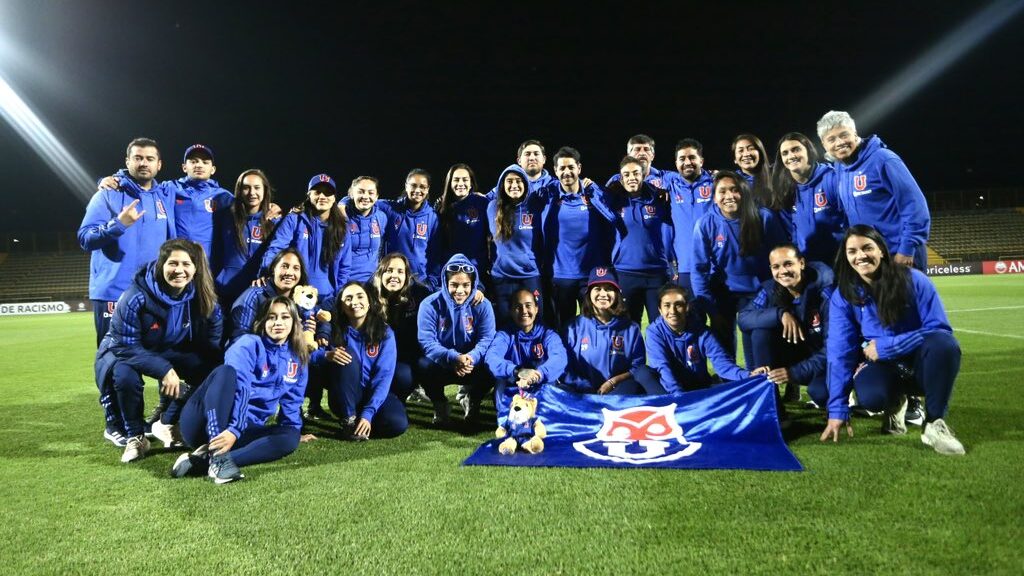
[
  {"left": 223, "top": 334, "right": 308, "bottom": 438},
  {"left": 793, "top": 163, "right": 846, "bottom": 264},
  {"left": 645, "top": 316, "right": 749, "bottom": 392},
  {"left": 485, "top": 324, "right": 568, "bottom": 383},
  {"left": 663, "top": 170, "right": 715, "bottom": 273},
  {"left": 261, "top": 210, "right": 351, "bottom": 304},
  {"left": 563, "top": 315, "right": 645, "bottom": 392},
  {"left": 169, "top": 177, "right": 233, "bottom": 258},
  {"left": 540, "top": 181, "right": 615, "bottom": 280}
]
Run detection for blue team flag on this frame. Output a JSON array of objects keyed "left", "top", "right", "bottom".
[{"left": 464, "top": 376, "right": 802, "bottom": 471}]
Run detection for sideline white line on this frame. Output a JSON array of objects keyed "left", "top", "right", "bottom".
[
  {"left": 948, "top": 305, "right": 1024, "bottom": 313},
  {"left": 957, "top": 328, "right": 1024, "bottom": 340}
]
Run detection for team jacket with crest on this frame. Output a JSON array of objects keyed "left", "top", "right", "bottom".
[
  {"left": 488, "top": 164, "right": 547, "bottom": 280},
  {"left": 793, "top": 163, "right": 846, "bottom": 264},
  {"left": 645, "top": 316, "right": 750, "bottom": 392},
  {"left": 832, "top": 135, "right": 930, "bottom": 256},
  {"left": 168, "top": 176, "right": 234, "bottom": 258},
  {"left": 691, "top": 205, "right": 790, "bottom": 310},
  {"left": 737, "top": 261, "right": 834, "bottom": 386},
  {"left": 417, "top": 254, "right": 496, "bottom": 368},
  {"left": 211, "top": 210, "right": 279, "bottom": 307},
  {"left": 563, "top": 315, "right": 645, "bottom": 392},
  {"left": 95, "top": 263, "right": 223, "bottom": 386},
  {"left": 539, "top": 181, "right": 615, "bottom": 280},
  {"left": 375, "top": 197, "right": 441, "bottom": 289},
  {"left": 439, "top": 192, "right": 491, "bottom": 272},
  {"left": 662, "top": 169, "right": 715, "bottom": 273},
  {"left": 223, "top": 334, "right": 308, "bottom": 439},
  {"left": 344, "top": 205, "right": 390, "bottom": 282},
  {"left": 484, "top": 324, "right": 568, "bottom": 383},
  {"left": 600, "top": 183, "right": 676, "bottom": 275},
  {"left": 78, "top": 169, "right": 177, "bottom": 302},
  {"left": 825, "top": 268, "right": 952, "bottom": 421},
  {"left": 312, "top": 325, "right": 397, "bottom": 422},
  {"left": 261, "top": 210, "right": 352, "bottom": 304}
]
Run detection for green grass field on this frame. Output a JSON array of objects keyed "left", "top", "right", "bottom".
[{"left": 1, "top": 276, "right": 1022, "bottom": 575}]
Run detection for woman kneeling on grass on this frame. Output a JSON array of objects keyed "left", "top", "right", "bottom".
[
  {"left": 172, "top": 296, "right": 310, "bottom": 483},
  {"left": 821, "top": 225, "right": 964, "bottom": 455}
]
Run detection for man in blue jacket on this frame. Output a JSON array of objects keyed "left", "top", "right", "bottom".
[
  {"left": 79, "top": 137, "right": 176, "bottom": 347},
  {"left": 167, "top": 144, "right": 234, "bottom": 258},
  {"left": 487, "top": 140, "right": 556, "bottom": 199},
  {"left": 664, "top": 138, "right": 715, "bottom": 295}
]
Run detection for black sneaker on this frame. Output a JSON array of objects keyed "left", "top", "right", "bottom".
[
  {"left": 304, "top": 404, "right": 331, "bottom": 421},
  {"left": 171, "top": 451, "right": 209, "bottom": 478},
  {"left": 905, "top": 396, "right": 925, "bottom": 427},
  {"left": 208, "top": 453, "right": 244, "bottom": 484},
  {"left": 340, "top": 415, "right": 367, "bottom": 441}
]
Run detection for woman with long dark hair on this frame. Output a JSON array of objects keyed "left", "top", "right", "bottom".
[
  {"left": 95, "top": 239, "right": 223, "bottom": 462},
  {"left": 436, "top": 164, "right": 492, "bottom": 287},
  {"left": 211, "top": 169, "right": 279, "bottom": 308},
  {"left": 691, "top": 170, "right": 789, "bottom": 369},
  {"left": 229, "top": 247, "right": 308, "bottom": 344},
  {"left": 318, "top": 282, "right": 408, "bottom": 440},
  {"left": 372, "top": 253, "right": 430, "bottom": 402},
  {"left": 171, "top": 296, "right": 311, "bottom": 483},
  {"left": 731, "top": 134, "right": 779, "bottom": 212},
  {"left": 821, "top": 225, "right": 964, "bottom": 455},
  {"left": 771, "top": 133, "right": 846, "bottom": 263}
]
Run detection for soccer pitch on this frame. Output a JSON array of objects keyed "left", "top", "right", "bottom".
[{"left": 0, "top": 276, "right": 1021, "bottom": 575}]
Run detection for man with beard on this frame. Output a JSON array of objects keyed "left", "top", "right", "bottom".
[
  {"left": 664, "top": 138, "right": 715, "bottom": 295},
  {"left": 487, "top": 140, "right": 556, "bottom": 199}
]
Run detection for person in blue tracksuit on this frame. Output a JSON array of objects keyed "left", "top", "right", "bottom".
[
  {"left": 771, "top": 133, "right": 846, "bottom": 264},
  {"left": 374, "top": 169, "right": 442, "bottom": 289},
  {"left": 691, "top": 170, "right": 790, "bottom": 369},
  {"left": 372, "top": 252, "right": 432, "bottom": 402},
  {"left": 604, "top": 134, "right": 672, "bottom": 191},
  {"left": 436, "top": 163, "right": 492, "bottom": 289},
  {"left": 486, "top": 289, "right": 568, "bottom": 414},
  {"left": 211, "top": 168, "right": 279, "bottom": 309},
  {"left": 416, "top": 253, "right": 496, "bottom": 424},
  {"left": 562, "top": 267, "right": 664, "bottom": 395},
  {"left": 664, "top": 138, "right": 715, "bottom": 297},
  {"left": 488, "top": 163, "right": 547, "bottom": 326},
  {"left": 817, "top": 110, "right": 930, "bottom": 270},
  {"left": 165, "top": 144, "right": 234, "bottom": 258},
  {"left": 229, "top": 248, "right": 308, "bottom": 345},
  {"left": 486, "top": 140, "right": 556, "bottom": 199},
  {"left": 601, "top": 156, "right": 675, "bottom": 325},
  {"left": 94, "top": 239, "right": 222, "bottom": 462},
  {"left": 540, "top": 146, "right": 615, "bottom": 333},
  {"left": 261, "top": 173, "right": 351, "bottom": 305},
  {"left": 317, "top": 282, "right": 408, "bottom": 440},
  {"left": 171, "top": 296, "right": 311, "bottom": 483},
  {"left": 738, "top": 245, "right": 833, "bottom": 406},
  {"left": 342, "top": 175, "right": 389, "bottom": 282},
  {"left": 80, "top": 137, "right": 177, "bottom": 347},
  {"left": 821, "top": 225, "right": 964, "bottom": 455}
]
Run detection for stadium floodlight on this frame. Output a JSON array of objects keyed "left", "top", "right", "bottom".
[
  {"left": 0, "top": 71, "right": 96, "bottom": 204},
  {"left": 852, "top": 0, "right": 1024, "bottom": 131}
]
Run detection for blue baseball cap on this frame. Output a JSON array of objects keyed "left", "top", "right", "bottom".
[
  {"left": 587, "top": 266, "right": 619, "bottom": 290},
  {"left": 307, "top": 173, "right": 337, "bottom": 193},
  {"left": 183, "top": 144, "right": 214, "bottom": 162}
]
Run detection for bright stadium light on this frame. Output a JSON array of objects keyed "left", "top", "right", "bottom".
[
  {"left": 852, "top": 0, "right": 1024, "bottom": 130},
  {"left": 0, "top": 71, "right": 96, "bottom": 204}
]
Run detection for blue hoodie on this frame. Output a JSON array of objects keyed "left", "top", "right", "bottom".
[
  {"left": 484, "top": 324, "right": 568, "bottom": 383},
  {"left": 95, "top": 263, "right": 223, "bottom": 386},
  {"left": 378, "top": 197, "right": 441, "bottom": 289},
  {"left": 223, "top": 334, "right": 308, "bottom": 438},
  {"left": 438, "top": 192, "right": 492, "bottom": 272},
  {"left": 825, "top": 268, "right": 952, "bottom": 420},
  {"left": 600, "top": 183, "right": 675, "bottom": 275},
  {"left": 563, "top": 314, "right": 645, "bottom": 392},
  {"left": 345, "top": 204, "right": 390, "bottom": 282},
  {"left": 738, "top": 261, "right": 834, "bottom": 386},
  {"left": 540, "top": 180, "right": 615, "bottom": 280},
  {"left": 645, "top": 316, "right": 749, "bottom": 392},
  {"left": 663, "top": 169, "right": 715, "bottom": 273},
  {"left": 169, "top": 177, "right": 234, "bottom": 258},
  {"left": 417, "top": 253, "right": 496, "bottom": 368},
  {"left": 261, "top": 210, "right": 352, "bottom": 304},
  {"left": 691, "top": 205, "right": 790, "bottom": 310},
  {"left": 832, "top": 135, "right": 930, "bottom": 257},
  {"left": 78, "top": 169, "right": 177, "bottom": 301},
  {"left": 211, "top": 210, "right": 279, "bottom": 306},
  {"left": 313, "top": 325, "right": 398, "bottom": 422},
  {"left": 792, "top": 163, "right": 846, "bottom": 264},
  {"left": 488, "top": 164, "right": 547, "bottom": 280}
]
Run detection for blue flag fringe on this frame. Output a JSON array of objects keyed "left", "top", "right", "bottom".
[{"left": 464, "top": 376, "right": 802, "bottom": 471}]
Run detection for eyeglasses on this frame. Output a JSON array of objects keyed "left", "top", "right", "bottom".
[{"left": 446, "top": 263, "right": 476, "bottom": 274}]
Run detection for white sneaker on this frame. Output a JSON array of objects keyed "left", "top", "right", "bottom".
[
  {"left": 407, "top": 386, "right": 431, "bottom": 404},
  {"left": 881, "top": 396, "right": 908, "bottom": 435},
  {"left": 151, "top": 420, "right": 184, "bottom": 448},
  {"left": 921, "top": 419, "right": 965, "bottom": 455},
  {"left": 121, "top": 435, "right": 150, "bottom": 463}
]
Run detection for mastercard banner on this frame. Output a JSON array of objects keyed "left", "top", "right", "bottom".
[{"left": 464, "top": 376, "right": 802, "bottom": 471}]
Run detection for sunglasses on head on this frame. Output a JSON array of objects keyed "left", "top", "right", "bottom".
[{"left": 446, "top": 263, "right": 476, "bottom": 274}]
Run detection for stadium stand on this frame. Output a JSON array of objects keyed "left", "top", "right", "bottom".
[
  {"left": 928, "top": 208, "right": 1024, "bottom": 262},
  {"left": 0, "top": 252, "right": 90, "bottom": 302}
]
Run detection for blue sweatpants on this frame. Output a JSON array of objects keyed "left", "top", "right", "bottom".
[
  {"left": 749, "top": 327, "right": 827, "bottom": 406},
  {"left": 324, "top": 356, "right": 409, "bottom": 438},
  {"left": 492, "top": 275, "right": 543, "bottom": 329},
  {"left": 110, "top": 350, "right": 212, "bottom": 437},
  {"left": 708, "top": 290, "right": 756, "bottom": 369},
  {"left": 618, "top": 271, "right": 668, "bottom": 326},
  {"left": 849, "top": 332, "right": 960, "bottom": 423},
  {"left": 179, "top": 365, "right": 300, "bottom": 467},
  {"left": 416, "top": 356, "right": 495, "bottom": 405}
]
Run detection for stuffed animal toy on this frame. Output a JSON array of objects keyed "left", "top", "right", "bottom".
[
  {"left": 496, "top": 392, "right": 546, "bottom": 455},
  {"left": 291, "top": 285, "right": 331, "bottom": 351}
]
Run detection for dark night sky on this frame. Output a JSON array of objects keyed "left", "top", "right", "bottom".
[{"left": 1, "top": 0, "right": 1021, "bottom": 236}]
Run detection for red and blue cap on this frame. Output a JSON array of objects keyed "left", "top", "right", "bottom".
[
  {"left": 307, "top": 173, "right": 337, "bottom": 193},
  {"left": 587, "top": 266, "right": 619, "bottom": 290},
  {"left": 183, "top": 144, "right": 214, "bottom": 162}
]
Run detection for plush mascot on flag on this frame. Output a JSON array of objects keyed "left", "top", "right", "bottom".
[{"left": 496, "top": 392, "right": 546, "bottom": 455}]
